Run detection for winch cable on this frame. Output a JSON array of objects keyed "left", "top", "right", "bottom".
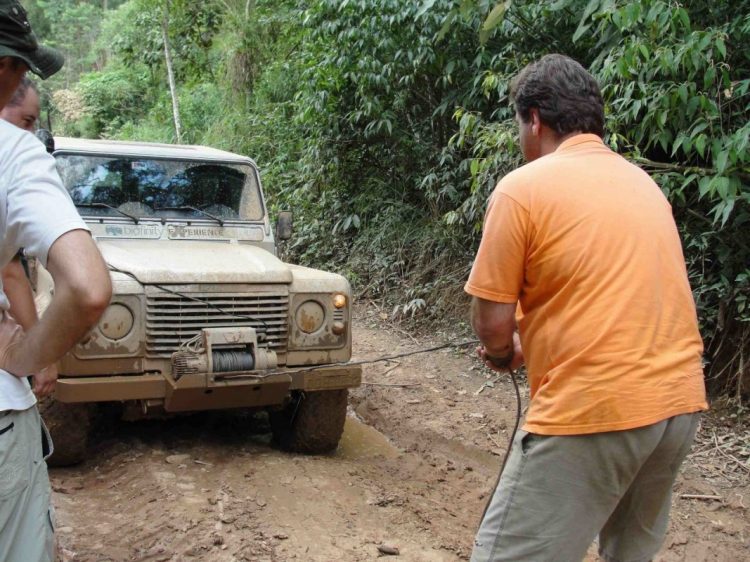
[
  {"left": 215, "top": 337, "right": 523, "bottom": 523},
  {"left": 480, "top": 367, "right": 521, "bottom": 523},
  {"left": 216, "top": 339, "right": 482, "bottom": 379},
  {"left": 107, "top": 264, "right": 270, "bottom": 334},
  {"left": 104, "top": 265, "right": 522, "bottom": 516}
]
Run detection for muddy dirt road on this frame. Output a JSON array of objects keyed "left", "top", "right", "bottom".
[{"left": 53, "top": 306, "right": 749, "bottom": 561}]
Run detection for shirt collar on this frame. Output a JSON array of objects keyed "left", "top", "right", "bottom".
[{"left": 555, "top": 133, "right": 604, "bottom": 152}]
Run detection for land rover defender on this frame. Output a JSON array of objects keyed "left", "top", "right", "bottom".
[{"left": 36, "top": 137, "right": 361, "bottom": 465}]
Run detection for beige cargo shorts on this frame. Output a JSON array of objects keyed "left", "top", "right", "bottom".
[
  {"left": 471, "top": 413, "right": 700, "bottom": 562},
  {"left": 0, "top": 406, "right": 55, "bottom": 562}
]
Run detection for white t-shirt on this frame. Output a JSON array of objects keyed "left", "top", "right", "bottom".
[{"left": 0, "top": 120, "right": 89, "bottom": 411}]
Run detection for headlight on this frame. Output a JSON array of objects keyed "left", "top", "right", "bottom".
[
  {"left": 98, "top": 303, "right": 134, "bottom": 340},
  {"left": 288, "top": 292, "right": 349, "bottom": 352},
  {"left": 295, "top": 300, "right": 326, "bottom": 334}
]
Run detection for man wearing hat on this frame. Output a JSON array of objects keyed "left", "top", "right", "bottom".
[{"left": 0, "top": 2, "right": 112, "bottom": 559}]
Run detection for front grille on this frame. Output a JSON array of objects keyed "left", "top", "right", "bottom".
[{"left": 145, "top": 289, "right": 289, "bottom": 358}]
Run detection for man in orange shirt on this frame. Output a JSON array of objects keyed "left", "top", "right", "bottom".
[{"left": 466, "top": 54, "right": 707, "bottom": 562}]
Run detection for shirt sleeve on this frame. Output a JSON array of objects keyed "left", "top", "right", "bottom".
[
  {"left": 464, "top": 189, "right": 530, "bottom": 303},
  {"left": 5, "top": 135, "right": 90, "bottom": 268}
]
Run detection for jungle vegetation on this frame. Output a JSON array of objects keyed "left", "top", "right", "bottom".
[{"left": 26, "top": 0, "right": 750, "bottom": 401}]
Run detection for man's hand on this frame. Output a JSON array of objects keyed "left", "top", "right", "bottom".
[
  {"left": 2, "top": 257, "right": 39, "bottom": 331},
  {"left": 32, "top": 364, "right": 58, "bottom": 397},
  {"left": 471, "top": 297, "right": 524, "bottom": 372},
  {"left": 477, "top": 332, "right": 524, "bottom": 372},
  {"left": 0, "top": 312, "right": 25, "bottom": 375}
]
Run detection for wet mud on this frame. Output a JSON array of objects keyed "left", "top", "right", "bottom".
[{"left": 51, "top": 306, "right": 749, "bottom": 561}]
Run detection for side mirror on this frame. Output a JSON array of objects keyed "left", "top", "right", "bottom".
[
  {"left": 35, "top": 129, "right": 55, "bottom": 153},
  {"left": 275, "top": 210, "right": 293, "bottom": 241}
]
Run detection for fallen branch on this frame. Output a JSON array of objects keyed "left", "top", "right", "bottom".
[
  {"left": 679, "top": 494, "right": 723, "bottom": 501},
  {"left": 379, "top": 361, "right": 402, "bottom": 377},
  {"left": 486, "top": 432, "right": 504, "bottom": 450},
  {"left": 361, "top": 381, "right": 421, "bottom": 388},
  {"left": 688, "top": 438, "right": 738, "bottom": 458},
  {"left": 713, "top": 431, "right": 750, "bottom": 474},
  {"left": 475, "top": 377, "right": 499, "bottom": 395},
  {"left": 394, "top": 326, "right": 420, "bottom": 345}
]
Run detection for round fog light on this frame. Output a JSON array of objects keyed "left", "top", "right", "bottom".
[
  {"left": 98, "top": 303, "right": 134, "bottom": 340},
  {"left": 332, "top": 321, "right": 346, "bottom": 335}
]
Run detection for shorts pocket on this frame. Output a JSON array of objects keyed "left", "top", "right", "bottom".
[
  {"left": 40, "top": 417, "right": 54, "bottom": 461},
  {"left": 520, "top": 431, "right": 538, "bottom": 456},
  {"left": 48, "top": 502, "right": 56, "bottom": 532},
  {"left": 0, "top": 413, "right": 30, "bottom": 498}
]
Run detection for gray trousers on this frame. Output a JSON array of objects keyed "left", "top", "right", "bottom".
[
  {"left": 471, "top": 413, "right": 700, "bottom": 562},
  {"left": 0, "top": 406, "right": 55, "bottom": 562}
]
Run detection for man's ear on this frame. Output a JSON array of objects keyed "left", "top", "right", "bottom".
[{"left": 529, "top": 108, "right": 542, "bottom": 136}]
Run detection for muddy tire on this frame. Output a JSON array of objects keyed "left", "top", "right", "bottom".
[
  {"left": 38, "top": 396, "right": 91, "bottom": 467},
  {"left": 270, "top": 389, "right": 348, "bottom": 454}
]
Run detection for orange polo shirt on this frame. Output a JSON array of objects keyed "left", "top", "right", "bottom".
[{"left": 465, "top": 134, "right": 707, "bottom": 435}]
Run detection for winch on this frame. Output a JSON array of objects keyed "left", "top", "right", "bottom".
[{"left": 171, "top": 327, "right": 278, "bottom": 379}]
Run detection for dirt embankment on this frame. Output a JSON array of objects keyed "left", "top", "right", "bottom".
[{"left": 52, "top": 305, "right": 749, "bottom": 561}]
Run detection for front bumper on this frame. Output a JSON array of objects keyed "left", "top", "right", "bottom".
[{"left": 54, "top": 364, "right": 362, "bottom": 412}]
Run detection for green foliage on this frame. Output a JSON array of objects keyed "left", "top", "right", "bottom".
[
  {"left": 75, "top": 67, "right": 148, "bottom": 136},
  {"left": 106, "top": 0, "right": 224, "bottom": 81},
  {"left": 33, "top": 0, "right": 108, "bottom": 87},
  {"left": 40, "top": 0, "right": 749, "bottom": 399}
]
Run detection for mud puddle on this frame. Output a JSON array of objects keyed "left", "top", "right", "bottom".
[{"left": 337, "top": 416, "right": 400, "bottom": 460}]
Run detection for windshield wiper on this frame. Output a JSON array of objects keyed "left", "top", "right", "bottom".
[
  {"left": 76, "top": 202, "right": 140, "bottom": 224},
  {"left": 154, "top": 206, "right": 225, "bottom": 227}
]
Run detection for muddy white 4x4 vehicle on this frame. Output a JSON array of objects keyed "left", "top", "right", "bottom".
[{"left": 36, "top": 137, "right": 361, "bottom": 465}]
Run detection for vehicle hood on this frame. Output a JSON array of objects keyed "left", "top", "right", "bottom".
[{"left": 98, "top": 240, "right": 292, "bottom": 284}]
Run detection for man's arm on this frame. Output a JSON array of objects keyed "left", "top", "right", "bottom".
[
  {"left": 1, "top": 256, "right": 62, "bottom": 397},
  {"left": 0, "top": 230, "right": 111, "bottom": 377},
  {"left": 471, "top": 297, "right": 523, "bottom": 371},
  {"left": 2, "top": 257, "right": 38, "bottom": 331}
]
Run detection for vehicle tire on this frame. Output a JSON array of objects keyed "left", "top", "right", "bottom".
[
  {"left": 37, "top": 396, "right": 92, "bottom": 467},
  {"left": 269, "top": 389, "right": 348, "bottom": 454}
]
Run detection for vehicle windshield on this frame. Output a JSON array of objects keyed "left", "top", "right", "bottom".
[{"left": 55, "top": 154, "right": 265, "bottom": 221}]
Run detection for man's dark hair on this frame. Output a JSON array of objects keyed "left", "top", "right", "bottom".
[
  {"left": 7, "top": 75, "right": 36, "bottom": 107},
  {"left": 510, "top": 54, "right": 604, "bottom": 137}
]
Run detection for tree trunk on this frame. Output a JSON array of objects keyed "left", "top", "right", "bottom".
[
  {"left": 245, "top": 0, "right": 256, "bottom": 19},
  {"left": 162, "top": 3, "right": 182, "bottom": 143}
]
